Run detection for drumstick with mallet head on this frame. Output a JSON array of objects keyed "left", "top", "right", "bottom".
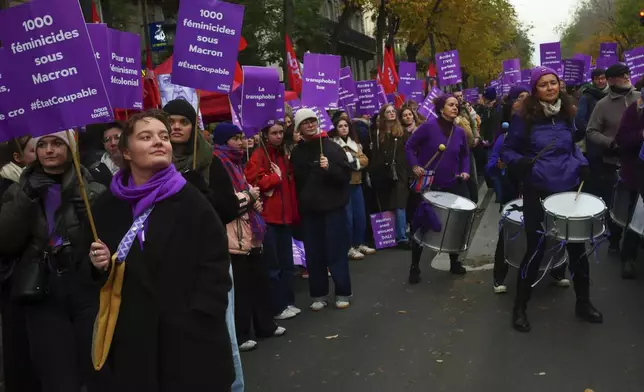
[
  {"left": 575, "top": 181, "right": 585, "bottom": 201},
  {"left": 421, "top": 144, "right": 446, "bottom": 171}
]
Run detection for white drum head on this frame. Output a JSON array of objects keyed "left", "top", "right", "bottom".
[
  {"left": 501, "top": 198, "right": 523, "bottom": 223},
  {"left": 542, "top": 192, "right": 605, "bottom": 218},
  {"left": 423, "top": 191, "right": 476, "bottom": 211}
]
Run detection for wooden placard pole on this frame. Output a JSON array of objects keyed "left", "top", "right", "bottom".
[{"left": 66, "top": 130, "right": 98, "bottom": 242}]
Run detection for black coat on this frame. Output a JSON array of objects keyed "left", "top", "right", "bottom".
[
  {"left": 88, "top": 161, "right": 114, "bottom": 189},
  {"left": 90, "top": 183, "right": 234, "bottom": 391},
  {"left": 368, "top": 130, "right": 410, "bottom": 210}
]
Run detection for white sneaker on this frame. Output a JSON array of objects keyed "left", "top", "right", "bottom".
[
  {"left": 287, "top": 305, "right": 302, "bottom": 315},
  {"left": 555, "top": 278, "right": 571, "bottom": 287},
  {"left": 336, "top": 300, "right": 350, "bottom": 309},
  {"left": 357, "top": 244, "right": 376, "bottom": 255},
  {"left": 239, "top": 340, "right": 257, "bottom": 351},
  {"left": 310, "top": 300, "right": 328, "bottom": 311},
  {"left": 274, "top": 308, "right": 297, "bottom": 320},
  {"left": 493, "top": 284, "right": 507, "bottom": 294},
  {"left": 273, "top": 326, "right": 286, "bottom": 337},
  {"left": 348, "top": 248, "right": 365, "bottom": 260}
]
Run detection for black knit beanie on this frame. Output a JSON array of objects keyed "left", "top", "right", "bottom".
[{"left": 163, "top": 99, "right": 197, "bottom": 146}]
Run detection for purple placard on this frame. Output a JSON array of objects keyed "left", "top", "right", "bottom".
[
  {"left": 339, "top": 67, "right": 359, "bottom": 106},
  {"left": 240, "top": 66, "right": 280, "bottom": 136},
  {"left": 229, "top": 99, "right": 242, "bottom": 129},
  {"left": 107, "top": 28, "right": 142, "bottom": 110},
  {"left": 408, "top": 80, "right": 425, "bottom": 104},
  {"left": 292, "top": 238, "right": 306, "bottom": 267},
  {"left": 276, "top": 83, "right": 285, "bottom": 122},
  {"left": 172, "top": 0, "right": 244, "bottom": 93},
  {"left": 370, "top": 211, "right": 396, "bottom": 249},
  {"left": 624, "top": 47, "right": 644, "bottom": 86},
  {"left": 344, "top": 103, "right": 356, "bottom": 119},
  {"left": 573, "top": 53, "right": 592, "bottom": 82},
  {"left": 600, "top": 42, "right": 618, "bottom": 58},
  {"left": 520, "top": 69, "right": 531, "bottom": 84},
  {"left": 229, "top": 86, "right": 242, "bottom": 116},
  {"left": 86, "top": 24, "right": 110, "bottom": 89},
  {"left": 355, "top": 80, "right": 378, "bottom": 116},
  {"left": 596, "top": 55, "right": 618, "bottom": 69},
  {"left": 503, "top": 58, "right": 521, "bottom": 86},
  {"left": 435, "top": 50, "right": 462, "bottom": 86},
  {"left": 304, "top": 106, "right": 332, "bottom": 132},
  {"left": 417, "top": 87, "right": 441, "bottom": 119},
  {"left": 0, "top": 0, "right": 112, "bottom": 141},
  {"left": 377, "top": 84, "right": 388, "bottom": 107},
  {"left": 287, "top": 98, "right": 302, "bottom": 113},
  {"left": 301, "top": 53, "right": 341, "bottom": 109},
  {"left": 563, "top": 58, "right": 584, "bottom": 85},
  {"left": 386, "top": 93, "right": 396, "bottom": 104},
  {"left": 398, "top": 61, "right": 416, "bottom": 96},
  {"left": 0, "top": 49, "right": 17, "bottom": 140},
  {"left": 540, "top": 42, "right": 561, "bottom": 68},
  {"left": 464, "top": 87, "right": 479, "bottom": 103}
]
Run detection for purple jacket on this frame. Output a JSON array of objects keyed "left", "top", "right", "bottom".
[
  {"left": 501, "top": 114, "right": 588, "bottom": 193},
  {"left": 405, "top": 118, "right": 470, "bottom": 189},
  {"left": 615, "top": 101, "right": 644, "bottom": 191},
  {"left": 485, "top": 133, "right": 505, "bottom": 176}
]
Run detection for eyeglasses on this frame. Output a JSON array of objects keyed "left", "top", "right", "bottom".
[
  {"left": 301, "top": 118, "right": 317, "bottom": 126},
  {"left": 384, "top": 110, "right": 396, "bottom": 114},
  {"left": 102, "top": 134, "right": 121, "bottom": 143}
]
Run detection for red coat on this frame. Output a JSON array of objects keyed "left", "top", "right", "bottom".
[{"left": 245, "top": 145, "right": 299, "bottom": 225}]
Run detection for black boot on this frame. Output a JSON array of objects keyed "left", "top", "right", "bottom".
[
  {"left": 513, "top": 273, "right": 533, "bottom": 332},
  {"left": 621, "top": 259, "right": 635, "bottom": 279},
  {"left": 449, "top": 255, "right": 466, "bottom": 275},
  {"left": 512, "top": 305, "right": 531, "bottom": 332},
  {"left": 575, "top": 300, "right": 603, "bottom": 323},
  {"left": 408, "top": 264, "right": 421, "bottom": 284}
]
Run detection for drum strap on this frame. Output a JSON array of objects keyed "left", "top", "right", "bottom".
[{"left": 423, "top": 127, "right": 454, "bottom": 170}]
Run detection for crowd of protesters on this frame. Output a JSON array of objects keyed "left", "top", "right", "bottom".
[{"left": 0, "top": 62, "right": 642, "bottom": 390}]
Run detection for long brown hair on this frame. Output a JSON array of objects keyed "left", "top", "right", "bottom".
[
  {"left": 519, "top": 93, "right": 576, "bottom": 134},
  {"left": 377, "top": 103, "right": 403, "bottom": 142}
]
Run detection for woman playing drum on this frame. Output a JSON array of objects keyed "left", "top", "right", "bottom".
[
  {"left": 501, "top": 66, "right": 603, "bottom": 332},
  {"left": 405, "top": 95, "right": 472, "bottom": 284}
]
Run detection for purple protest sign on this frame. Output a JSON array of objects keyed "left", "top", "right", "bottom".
[
  {"left": 624, "top": 46, "right": 644, "bottom": 86},
  {"left": 417, "top": 88, "right": 441, "bottom": 119},
  {"left": 276, "top": 83, "right": 285, "bottom": 122},
  {"left": 600, "top": 42, "right": 618, "bottom": 58},
  {"left": 292, "top": 238, "right": 306, "bottom": 268},
  {"left": 172, "top": 0, "right": 244, "bottom": 93},
  {"left": 287, "top": 98, "right": 302, "bottom": 113},
  {"left": 540, "top": 42, "right": 561, "bottom": 68},
  {"left": 240, "top": 66, "right": 280, "bottom": 136},
  {"left": 86, "top": 24, "right": 110, "bottom": 89},
  {"left": 0, "top": 0, "right": 112, "bottom": 140},
  {"left": 229, "top": 100, "right": 242, "bottom": 129},
  {"left": 563, "top": 58, "right": 584, "bottom": 85},
  {"left": 520, "top": 69, "right": 531, "bottom": 84},
  {"left": 370, "top": 211, "right": 396, "bottom": 249},
  {"left": 301, "top": 106, "right": 332, "bottom": 132},
  {"left": 229, "top": 86, "right": 242, "bottom": 116},
  {"left": 573, "top": 53, "right": 592, "bottom": 82},
  {"left": 435, "top": 50, "right": 462, "bottom": 86},
  {"left": 398, "top": 61, "right": 416, "bottom": 96},
  {"left": 0, "top": 49, "right": 18, "bottom": 141},
  {"left": 503, "top": 59, "right": 521, "bottom": 86},
  {"left": 339, "top": 67, "right": 359, "bottom": 107},
  {"left": 301, "top": 53, "right": 341, "bottom": 109},
  {"left": 355, "top": 80, "right": 378, "bottom": 116},
  {"left": 464, "top": 88, "right": 479, "bottom": 103},
  {"left": 596, "top": 56, "right": 617, "bottom": 70},
  {"left": 408, "top": 80, "right": 425, "bottom": 104},
  {"left": 377, "top": 85, "right": 388, "bottom": 107},
  {"left": 345, "top": 103, "right": 356, "bottom": 119},
  {"left": 107, "top": 29, "right": 142, "bottom": 110},
  {"left": 386, "top": 93, "right": 396, "bottom": 105}
]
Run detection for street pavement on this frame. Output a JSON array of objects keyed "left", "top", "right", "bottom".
[{"left": 242, "top": 191, "right": 644, "bottom": 392}]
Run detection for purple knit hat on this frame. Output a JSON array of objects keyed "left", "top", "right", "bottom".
[
  {"left": 530, "top": 66, "right": 559, "bottom": 91},
  {"left": 432, "top": 94, "right": 454, "bottom": 112}
]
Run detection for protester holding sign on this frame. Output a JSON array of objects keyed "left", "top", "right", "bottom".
[{"left": 0, "top": 131, "right": 106, "bottom": 392}]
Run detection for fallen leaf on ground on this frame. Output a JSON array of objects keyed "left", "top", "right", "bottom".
[
  {"left": 436, "top": 360, "right": 443, "bottom": 363},
  {"left": 584, "top": 389, "right": 594, "bottom": 392},
  {"left": 538, "top": 372, "right": 546, "bottom": 376},
  {"left": 325, "top": 334, "right": 339, "bottom": 340},
  {"left": 397, "top": 310, "right": 407, "bottom": 314}
]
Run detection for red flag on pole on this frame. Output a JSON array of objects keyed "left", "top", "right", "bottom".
[
  {"left": 285, "top": 34, "right": 303, "bottom": 95},
  {"left": 381, "top": 47, "right": 399, "bottom": 94},
  {"left": 91, "top": 0, "right": 101, "bottom": 23}
]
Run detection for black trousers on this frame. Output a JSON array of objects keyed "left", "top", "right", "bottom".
[
  {"left": 410, "top": 180, "right": 470, "bottom": 267},
  {"left": 587, "top": 162, "right": 622, "bottom": 248},
  {"left": 0, "top": 278, "right": 41, "bottom": 392},
  {"left": 230, "top": 250, "right": 277, "bottom": 343},
  {"left": 515, "top": 187, "right": 591, "bottom": 309},
  {"left": 621, "top": 189, "right": 641, "bottom": 263},
  {"left": 24, "top": 271, "right": 99, "bottom": 392}
]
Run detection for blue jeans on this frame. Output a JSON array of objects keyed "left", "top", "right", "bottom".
[
  {"left": 227, "top": 265, "right": 244, "bottom": 392},
  {"left": 262, "top": 224, "right": 295, "bottom": 314},
  {"left": 346, "top": 184, "right": 367, "bottom": 247},
  {"left": 394, "top": 208, "right": 408, "bottom": 243},
  {"left": 301, "top": 208, "right": 352, "bottom": 298}
]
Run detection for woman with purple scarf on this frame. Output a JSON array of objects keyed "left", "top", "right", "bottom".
[
  {"left": 212, "top": 123, "right": 286, "bottom": 352},
  {"left": 405, "top": 95, "right": 472, "bottom": 284},
  {"left": 88, "top": 111, "right": 234, "bottom": 391}
]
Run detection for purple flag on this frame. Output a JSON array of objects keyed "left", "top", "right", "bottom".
[
  {"left": 355, "top": 80, "right": 378, "bottom": 117},
  {"left": 503, "top": 59, "right": 521, "bottom": 86},
  {"left": 301, "top": 53, "right": 341, "bottom": 109},
  {"left": 86, "top": 24, "right": 110, "bottom": 89},
  {"left": 0, "top": 0, "right": 112, "bottom": 142},
  {"left": 339, "top": 67, "right": 359, "bottom": 107},
  {"left": 520, "top": 69, "right": 531, "bottom": 84},
  {"left": 562, "top": 59, "right": 584, "bottom": 85},
  {"left": 600, "top": 42, "right": 618, "bottom": 58},
  {"left": 540, "top": 42, "right": 561, "bottom": 68},
  {"left": 240, "top": 66, "right": 280, "bottom": 137},
  {"left": 172, "top": 0, "right": 244, "bottom": 93},
  {"left": 435, "top": 50, "right": 462, "bottom": 86},
  {"left": 408, "top": 80, "right": 425, "bottom": 104},
  {"left": 624, "top": 47, "right": 644, "bottom": 86},
  {"left": 107, "top": 29, "right": 142, "bottom": 110},
  {"left": 573, "top": 54, "right": 592, "bottom": 82},
  {"left": 398, "top": 61, "right": 416, "bottom": 95}
]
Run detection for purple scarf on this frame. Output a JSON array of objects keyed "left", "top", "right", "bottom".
[{"left": 110, "top": 164, "right": 186, "bottom": 219}]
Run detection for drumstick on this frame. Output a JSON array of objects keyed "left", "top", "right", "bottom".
[
  {"left": 531, "top": 142, "right": 556, "bottom": 163},
  {"left": 575, "top": 181, "right": 585, "bottom": 201}
]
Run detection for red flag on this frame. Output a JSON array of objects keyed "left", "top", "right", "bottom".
[
  {"left": 91, "top": 0, "right": 101, "bottom": 23},
  {"left": 381, "top": 47, "right": 399, "bottom": 94},
  {"left": 285, "top": 34, "right": 303, "bottom": 95}
]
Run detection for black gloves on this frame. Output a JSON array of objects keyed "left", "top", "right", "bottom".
[
  {"left": 578, "top": 166, "right": 590, "bottom": 182},
  {"left": 23, "top": 171, "right": 56, "bottom": 200}
]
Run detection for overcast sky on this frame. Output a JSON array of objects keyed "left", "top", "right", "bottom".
[{"left": 510, "top": 0, "right": 579, "bottom": 65}]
